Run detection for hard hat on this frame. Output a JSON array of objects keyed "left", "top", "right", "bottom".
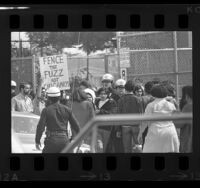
[
  {"left": 115, "top": 79, "right": 126, "bottom": 87},
  {"left": 102, "top": 74, "right": 114, "bottom": 82},
  {"left": 84, "top": 88, "right": 96, "bottom": 103},
  {"left": 11, "top": 80, "right": 17, "bottom": 87},
  {"left": 46, "top": 87, "right": 61, "bottom": 97}
]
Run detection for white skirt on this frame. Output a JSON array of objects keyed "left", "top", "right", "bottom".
[{"left": 143, "top": 123, "right": 180, "bottom": 153}]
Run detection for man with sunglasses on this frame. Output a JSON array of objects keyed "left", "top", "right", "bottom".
[
  {"left": 115, "top": 79, "right": 126, "bottom": 97},
  {"left": 101, "top": 73, "right": 119, "bottom": 103},
  {"left": 11, "top": 82, "right": 33, "bottom": 112}
]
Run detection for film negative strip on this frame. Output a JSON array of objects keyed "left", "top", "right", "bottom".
[{"left": 0, "top": 4, "right": 199, "bottom": 181}]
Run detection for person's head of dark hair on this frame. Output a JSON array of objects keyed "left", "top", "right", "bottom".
[
  {"left": 125, "top": 80, "right": 135, "bottom": 92},
  {"left": 79, "top": 80, "right": 91, "bottom": 89},
  {"left": 161, "top": 80, "right": 175, "bottom": 97},
  {"left": 182, "top": 85, "right": 192, "bottom": 100},
  {"left": 144, "top": 81, "right": 154, "bottom": 94},
  {"left": 19, "top": 82, "right": 30, "bottom": 92},
  {"left": 48, "top": 96, "right": 60, "bottom": 104},
  {"left": 152, "top": 80, "right": 161, "bottom": 85},
  {"left": 97, "top": 87, "right": 108, "bottom": 96},
  {"left": 179, "top": 85, "right": 192, "bottom": 110},
  {"left": 72, "top": 88, "right": 88, "bottom": 102},
  {"left": 150, "top": 84, "right": 168, "bottom": 98}
]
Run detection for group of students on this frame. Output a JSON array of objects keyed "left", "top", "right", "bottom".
[
  {"left": 68, "top": 74, "right": 192, "bottom": 153},
  {"left": 11, "top": 73, "right": 193, "bottom": 153}
]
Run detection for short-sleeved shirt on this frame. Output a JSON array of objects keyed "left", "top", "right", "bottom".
[{"left": 11, "top": 93, "right": 33, "bottom": 113}]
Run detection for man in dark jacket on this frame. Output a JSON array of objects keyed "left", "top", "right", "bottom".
[
  {"left": 105, "top": 79, "right": 126, "bottom": 153},
  {"left": 35, "top": 87, "right": 80, "bottom": 153},
  {"left": 118, "top": 80, "right": 143, "bottom": 153}
]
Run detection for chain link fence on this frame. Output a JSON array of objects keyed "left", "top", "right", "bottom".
[
  {"left": 118, "top": 31, "right": 192, "bottom": 100},
  {"left": 11, "top": 31, "right": 192, "bottom": 99}
]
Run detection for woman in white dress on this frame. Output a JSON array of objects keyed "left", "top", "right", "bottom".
[{"left": 138, "top": 84, "right": 180, "bottom": 153}]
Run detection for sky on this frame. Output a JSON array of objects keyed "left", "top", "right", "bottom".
[{"left": 11, "top": 32, "right": 29, "bottom": 41}]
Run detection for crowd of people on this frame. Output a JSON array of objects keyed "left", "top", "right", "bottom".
[{"left": 11, "top": 73, "right": 193, "bottom": 153}]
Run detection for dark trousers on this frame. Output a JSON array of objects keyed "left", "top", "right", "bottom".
[
  {"left": 142, "top": 127, "right": 148, "bottom": 149},
  {"left": 42, "top": 135, "right": 69, "bottom": 153},
  {"left": 98, "top": 129, "right": 111, "bottom": 152}
]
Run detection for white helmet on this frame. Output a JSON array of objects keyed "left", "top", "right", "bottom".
[
  {"left": 11, "top": 80, "right": 17, "bottom": 87},
  {"left": 102, "top": 73, "right": 114, "bottom": 82},
  {"left": 46, "top": 87, "right": 61, "bottom": 97},
  {"left": 115, "top": 79, "right": 126, "bottom": 87}
]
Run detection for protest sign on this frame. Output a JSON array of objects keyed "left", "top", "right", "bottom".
[{"left": 39, "top": 54, "right": 70, "bottom": 90}]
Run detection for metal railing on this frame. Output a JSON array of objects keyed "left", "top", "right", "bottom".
[{"left": 61, "top": 113, "right": 193, "bottom": 153}]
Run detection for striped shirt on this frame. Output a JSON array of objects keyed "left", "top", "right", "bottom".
[{"left": 11, "top": 93, "right": 33, "bottom": 113}]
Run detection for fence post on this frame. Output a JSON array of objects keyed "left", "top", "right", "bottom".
[
  {"left": 173, "top": 31, "right": 179, "bottom": 102},
  {"left": 117, "top": 32, "right": 121, "bottom": 79},
  {"left": 32, "top": 55, "right": 36, "bottom": 94}
]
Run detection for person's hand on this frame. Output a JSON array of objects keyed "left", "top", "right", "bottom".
[
  {"left": 137, "top": 132, "right": 143, "bottom": 145},
  {"left": 35, "top": 143, "right": 41, "bottom": 150}
]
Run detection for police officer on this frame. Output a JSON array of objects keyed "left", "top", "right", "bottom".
[
  {"left": 106, "top": 79, "right": 126, "bottom": 153},
  {"left": 35, "top": 87, "right": 80, "bottom": 153},
  {"left": 115, "top": 79, "right": 126, "bottom": 98},
  {"left": 101, "top": 73, "right": 120, "bottom": 102}
]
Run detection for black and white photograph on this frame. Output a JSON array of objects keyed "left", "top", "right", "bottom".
[{"left": 11, "top": 31, "right": 193, "bottom": 154}]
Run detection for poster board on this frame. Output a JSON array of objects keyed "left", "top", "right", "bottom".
[{"left": 39, "top": 54, "right": 70, "bottom": 90}]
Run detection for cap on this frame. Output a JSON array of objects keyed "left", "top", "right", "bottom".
[
  {"left": 115, "top": 79, "right": 126, "bottom": 87},
  {"left": 11, "top": 80, "right": 17, "bottom": 87},
  {"left": 102, "top": 74, "right": 114, "bottom": 82},
  {"left": 46, "top": 87, "right": 61, "bottom": 97}
]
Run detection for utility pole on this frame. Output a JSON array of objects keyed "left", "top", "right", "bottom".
[
  {"left": 86, "top": 38, "right": 90, "bottom": 81},
  {"left": 116, "top": 32, "right": 121, "bottom": 79},
  {"left": 19, "top": 32, "right": 23, "bottom": 57},
  {"left": 86, "top": 51, "right": 89, "bottom": 80}
]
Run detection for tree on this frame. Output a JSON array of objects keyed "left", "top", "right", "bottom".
[
  {"left": 26, "top": 32, "right": 116, "bottom": 55},
  {"left": 26, "top": 32, "right": 51, "bottom": 56},
  {"left": 77, "top": 32, "right": 116, "bottom": 80},
  {"left": 27, "top": 32, "right": 116, "bottom": 80}
]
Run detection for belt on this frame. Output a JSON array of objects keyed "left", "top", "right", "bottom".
[{"left": 46, "top": 131, "right": 67, "bottom": 137}]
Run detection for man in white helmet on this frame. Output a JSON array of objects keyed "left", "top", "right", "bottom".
[
  {"left": 115, "top": 79, "right": 126, "bottom": 97},
  {"left": 35, "top": 87, "right": 80, "bottom": 153},
  {"left": 102, "top": 73, "right": 113, "bottom": 90},
  {"left": 101, "top": 73, "right": 120, "bottom": 102},
  {"left": 105, "top": 79, "right": 126, "bottom": 153},
  {"left": 11, "top": 80, "right": 17, "bottom": 99}
]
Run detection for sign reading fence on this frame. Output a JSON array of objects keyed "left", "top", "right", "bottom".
[{"left": 39, "top": 54, "right": 70, "bottom": 90}]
